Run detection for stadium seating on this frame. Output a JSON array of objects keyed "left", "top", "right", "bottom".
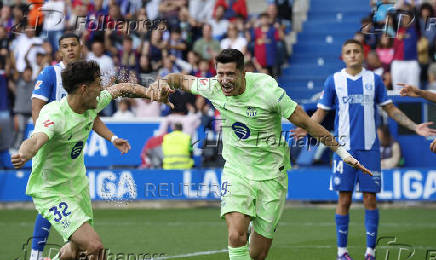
[{"left": 280, "top": 0, "right": 370, "bottom": 102}]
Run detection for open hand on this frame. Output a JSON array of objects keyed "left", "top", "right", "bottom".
[
  {"left": 290, "top": 127, "right": 307, "bottom": 139},
  {"left": 343, "top": 156, "right": 372, "bottom": 176},
  {"left": 398, "top": 83, "right": 420, "bottom": 97},
  {"left": 416, "top": 122, "right": 436, "bottom": 136}
]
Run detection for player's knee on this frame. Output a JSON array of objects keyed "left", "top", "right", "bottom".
[
  {"left": 228, "top": 230, "right": 248, "bottom": 246},
  {"left": 338, "top": 197, "right": 352, "bottom": 209}
]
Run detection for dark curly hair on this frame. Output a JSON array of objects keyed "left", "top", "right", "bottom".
[
  {"left": 215, "top": 49, "right": 245, "bottom": 71},
  {"left": 61, "top": 60, "right": 101, "bottom": 94}
]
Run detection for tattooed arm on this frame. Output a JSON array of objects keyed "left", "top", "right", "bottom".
[{"left": 382, "top": 103, "right": 436, "bottom": 136}]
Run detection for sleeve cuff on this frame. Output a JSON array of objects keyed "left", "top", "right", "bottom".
[
  {"left": 317, "top": 103, "right": 332, "bottom": 110},
  {"left": 378, "top": 99, "right": 393, "bottom": 106},
  {"left": 32, "top": 94, "right": 49, "bottom": 102}
]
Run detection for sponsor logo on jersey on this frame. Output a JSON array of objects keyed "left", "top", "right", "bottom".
[
  {"left": 246, "top": 106, "right": 257, "bottom": 117},
  {"left": 232, "top": 122, "right": 250, "bottom": 140},
  {"left": 43, "top": 119, "right": 54, "bottom": 128},
  {"left": 34, "top": 80, "right": 43, "bottom": 90},
  {"left": 71, "top": 141, "right": 84, "bottom": 159}
]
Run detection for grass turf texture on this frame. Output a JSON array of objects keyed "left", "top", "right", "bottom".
[{"left": 2, "top": 207, "right": 435, "bottom": 259}]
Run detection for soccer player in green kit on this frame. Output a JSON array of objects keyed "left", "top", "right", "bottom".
[
  {"left": 151, "top": 49, "right": 372, "bottom": 260},
  {"left": 11, "top": 60, "right": 173, "bottom": 260}
]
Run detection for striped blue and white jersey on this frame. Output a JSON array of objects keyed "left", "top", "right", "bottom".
[
  {"left": 32, "top": 62, "right": 67, "bottom": 102},
  {"left": 318, "top": 68, "right": 392, "bottom": 151}
]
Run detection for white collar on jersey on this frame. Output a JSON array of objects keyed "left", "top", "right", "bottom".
[
  {"left": 340, "top": 68, "right": 365, "bottom": 81},
  {"left": 59, "top": 61, "right": 66, "bottom": 69}
]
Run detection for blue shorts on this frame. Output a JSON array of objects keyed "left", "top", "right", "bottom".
[{"left": 330, "top": 150, "right": 381, "bottom": 193}]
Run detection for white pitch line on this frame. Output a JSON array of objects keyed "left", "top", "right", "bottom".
[{"left": 152, "top": 249, "right": 228, "bottom": 259}]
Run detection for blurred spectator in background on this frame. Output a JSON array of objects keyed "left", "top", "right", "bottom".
[
  {"left": 168, "top": 26, "right": 187, "bottom": 60},
  {"left": 162, "top": 123, "right": 193, "bottom": 169},
  {"left": 210, "top": 5, "right": 230, "bottom": 41},
  {"left": 418, "top": 3, "right": 436, "bottom": 48},
  {"left": 195, "top": 59, "right": 213, "bottom": 78},
  {"left": 214, "top": 0, "right": 248, "bottom": 20},
  {"left": 382, "top": 71, "right": 393, "bottom": 90},
  {"left": 353, "top": 31, "right": 370, "bottom": 58},
  {"left": 186, "top": 50, "right": 200, "bottom": 75},
  {"left": 378, "top": 124, "right": 402, "bottom": 169},
  {"left": 0, "top": 26, "right": 9, "bottom": 55},
  {"left": 118, "top": 35, "right": 140, "bottom": 80},
  {"left": 0, "top": 64, "right": 10, "bottom": 119},
  {"left": 113, "top": 99, "right": 135, "bottom": 119},
  {"left": 251, "top": 13, "right": 283, "bottom": 78},
  {"left": 220, "top": 23, "right": 247, "bottom": 54},
  {"left": 366, "top": 50, "right": 384, "bottom": 76},
  {"left": 158, "top": 0, "right": 186, "bottom": 29},
  {"left": 10, "top": 26, "right": 43, "bottom": 73},
  {"left": 376, "top": 34, "right": 394, "bottom": 72},
  {"left": 10, "top": 66, "right": 32, "bottom": 152},
  {"left": 269, "top": 0, "right": 293, "bottom": 34},
  {"left": 193, "top": 24, "right": 221, "bottom": 61},
  {"left": 41, "top": 0, "right": 66, "bottom": 53},
  {"left": 158, "top": 55, "right": 180, "bottom": 78},
  {"left": 140, "top": 135, "right": 164, "bottom": 169},
  {"left": 391, "top": 3, "right": 420, "bottom": 90},
  {"left": 426, "top": 63, "right": 436, "bottom": 90},
  {"left": 87, "top": 40, "right": 115, "bottom": 86},
  {"left": 189, "top": 0, "right": 214, "bottom": 24},
  {"left": 132, "top": 98, "right": 161, "bottom": 118}
]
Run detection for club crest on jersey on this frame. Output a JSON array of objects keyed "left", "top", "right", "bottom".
[
  {"left": 364, "top": 83, "right": 374, "bottom": 91},
  {"left": 71, "top": 141, "right": 84, "bottom": 159},
  {"left": 246, "top": 106, "right": 257, "bottom": 117},
  {"left": 232, "top": 122, "right": 250, "bottom": 140}
]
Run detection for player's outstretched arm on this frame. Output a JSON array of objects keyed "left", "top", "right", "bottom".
[
  {"left": 382, "top": 103, "right": 436, "bottom": 136},
  {"left": 290, "top": 108, "right": 328, "bottom": 138},
  {"left": 92, "top": 116, "right": 131, "bottom": 154},
  {"left": 162, "top": 73, "right": 198, "bottom": 93},
  {"left": 288, "top": 106, "right": 372, "bottom": 176},
  {"left": 399, "top": 83, "right": 436, "bottom": 103},
  {"left": 11, "top": 132, "right": 49, "bottom": 169},
  {"left": 106, "top": 83, "right": 175, "bottom": 108}
]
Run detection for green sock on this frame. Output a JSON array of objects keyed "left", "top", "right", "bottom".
[{"left": 228, "top": 244, "right": 251, "bottom": 260}]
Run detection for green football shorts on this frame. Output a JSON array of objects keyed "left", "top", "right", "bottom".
[
  {"left": 32, "top": 186, "right": 93, "bottom": 242},
  {"left": 220, "top": 167, "right": 288, "bottom": 239}
]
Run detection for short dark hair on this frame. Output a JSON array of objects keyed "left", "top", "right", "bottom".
[
  {"left": 61, "top": 60, "right": 100, "bottom": 94},
  {"left": 59, "top": 32, "right": 80, "bottom": 45},
  {"left": 343, "top": 39, "right": 363, "bottom": 51},
  {"left": 24, "top": 65, "right": 32, "bottom": 71},
  {"left": 215, "top": 49, "right": 244, "bottom": 71}
]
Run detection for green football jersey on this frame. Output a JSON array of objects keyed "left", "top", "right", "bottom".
[
  {"left": 26, "top": 90, "right": 112, "bottom": 198},
  {"left": 191, "top": 72, "right": 298, "bottom": 180}
]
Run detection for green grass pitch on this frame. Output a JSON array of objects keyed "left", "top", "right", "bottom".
[{"left": 2, "top": 207, "right": 436, "bottom": 259}]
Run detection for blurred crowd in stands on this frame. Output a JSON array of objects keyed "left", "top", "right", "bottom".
[
  {"left": 0, "top": 0, "right": 293, "bottom": 168},
  {"left": 364, "top": 0, "right": 436, "bottom": 91}
]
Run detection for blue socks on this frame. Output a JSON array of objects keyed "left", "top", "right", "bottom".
[
  {"left": 365, "top": 209, "right": 379, "bottom": 249},
  {"left": 336, "top": 214, "right": 349, "bottom": 248},
  {"left": 32, "top": 214, "right": 51, "bottom": 251}
]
